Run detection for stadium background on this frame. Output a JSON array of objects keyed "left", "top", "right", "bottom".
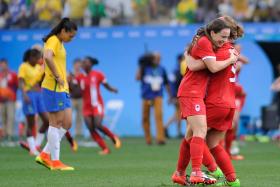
[{"left": 0, "top": 23, "right": 276, "bottom": 137}]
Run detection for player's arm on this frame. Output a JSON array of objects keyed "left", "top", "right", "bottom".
[
  {"left": 185, "top": 55, "right": 206, "bottom": 71},
  {"left": 203, "top": 51, "right": 238, "bottom": 73},
  {"left": 103, "top": 81, "right": 118, "bottom": 93},
  {"left": 44, "top": 49, "right": 64, "bottom": 86},
  {"left": 18, "top": 78, "right": 30, "bottom": 103},
  {"left": 238, "top": 54, "right": 249, "bottom": 64},
  {"left": 136, "top": 67, "right": 143, "bottom": 81}
]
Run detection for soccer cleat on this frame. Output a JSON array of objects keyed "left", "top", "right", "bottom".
[
  {"left": 113, "top": 136, "right": 122, "bottom": 149},
  {"left": 98, "top": 148, "right": 110, "bottom": 155},
  {"left": 35, "top": 152, "right": 52, "bottom": 169},
  {"left": 50, "top": 160, "right": 74, "bottom": 171},
  {"left": 205, "top": 167, "right": 224, "bottom": 179},
  {"left": 190, "top": 171, "right": 217, "bottom": 185},
  {"left": 231, "top": 155, "right": 244, "bottom": 160},
  {"left": 19, "top": 141, "right": 30, "bottom": 151},
  {"left": 171, "top": 171, "right": 189, "bottom": 186},
  {"left": 214, "top": 178, "right": 240, "bottom": 187},
  {"left": 71, "top": 140, "right": 78, "bottom": 152},
  {"left": 19, "top": 141, "right": 42, "bottom": 152}
]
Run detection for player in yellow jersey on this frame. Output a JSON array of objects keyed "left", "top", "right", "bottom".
[
  {"left": 18, "top": 48, "right": 49, "bottom": 156},
  {"left": 35, "top": 18, "right": 77, "bottom": 171}
]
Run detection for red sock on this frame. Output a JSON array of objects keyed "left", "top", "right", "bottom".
[
  {"left": 190, "top": 137, "right": 204, "bottom": 172},
  {"left": 202, "top": 142, "right": 217, "bottom": 172},
  {"left": 176, "top": 138, "right": 190, "bottom": 174},
  {"left": 65, "top": 131, "right": 74, "bottom": 146},
  {"left": 100, "top": 126, "right": 116, "bottom": 142},
  {"left": 91, "top": 130, "right": 108, "bottom": 150},
  {"left": 225, "top": 129, "right": 235, "bottom": 155},
  {"left": 210, "top": 145, "right": 236, "bottom": 182}
]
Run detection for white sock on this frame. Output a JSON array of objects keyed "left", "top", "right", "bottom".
[
  {"left": 27, "top": 136, "right": 37, "bottom": 153},
  {"left": 48, "top": 126, "right": 60, "bottom": 161},
  {"left": 35, "top": 132, "right": 45, "bottom": 147},
  {"left": 58, "top": 128, "right": 67, "bottom": 141},
  {"left": 42, "top": 143, "right": 50, "bottom": 154}
]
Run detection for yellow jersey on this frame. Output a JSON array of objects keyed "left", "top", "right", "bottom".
[
  {"left": 18, "top": 63, "right": 44, "bottom": 91},
  {"left": 180, "top": 59, "right": 188, "bottom": 76},
  {"left": 42, "top": 35, "right": 69, "bottom": 93}
]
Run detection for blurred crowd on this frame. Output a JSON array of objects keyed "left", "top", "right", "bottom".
[{"left": 0, "top": 0, "right": 279, "bottom": 29}]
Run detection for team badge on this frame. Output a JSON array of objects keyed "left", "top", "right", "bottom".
[{"left": 195, "top": 104, "right": 200, "bottom": 112}]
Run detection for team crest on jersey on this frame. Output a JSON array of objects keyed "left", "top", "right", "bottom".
[{"left": 195, "top": 104, "right": 200, "bottom": 112}]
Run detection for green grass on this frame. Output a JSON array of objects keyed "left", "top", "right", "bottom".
[{"left": 0, "top": 138, "right": 280, "bottom": 187}]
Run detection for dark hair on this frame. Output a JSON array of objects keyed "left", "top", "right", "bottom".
[
  {"left": 138, "top": 53, "right": 154, "bottom": 68},
  {"left": 188, "top": 18, "right": 231, "bottom": 53},
  {"left": 23, "top": 49, "right": 41, "bottom": 62},
  {"left": 177, "top": 54, "right": 184, "bottom": 62},
  {"left": 222, "top": 16, "right": 244, "bottom": 40},
  {"left": 42, "top": 18, "right": 78, "bottom": 42},
  {"left": 85, "top": 56, "right": 99, "bottom": 66},
  {"left": 23, "top": 49, "right": 32, "bottom": 61}
]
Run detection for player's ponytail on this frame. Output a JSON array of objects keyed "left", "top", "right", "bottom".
[{"left": 42, "top": 18, "right": 78, "bottom": 42}]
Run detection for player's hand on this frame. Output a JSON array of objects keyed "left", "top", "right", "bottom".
[
  {"left": 23, "top": 93, "right": 30, "bottom": 103},
  {"left": 56, "top": 77, "right": 64, "bottom": 88},
  {"left": 229, "top": 49, "right": 238, "bottom": 64},
  {"left": 112, "top": 88, "right": 118, "bottom": 93}
]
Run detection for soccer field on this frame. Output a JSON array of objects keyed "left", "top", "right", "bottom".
[{"left": 0, "top": 138, "right": 280, "bottom": 187}]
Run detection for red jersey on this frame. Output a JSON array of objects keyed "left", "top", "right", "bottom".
[
  {"left": 205, "top": 43, "right": 236, "bottom": 108},
  {"left": 77, "top": 70, "right": 106, "bottom": 116},
  {"left": 178, "top": 36, "right": 215, "bottom": 98},
  {"left": 0, "top": 71, "right": 18, "bottom": 102}
]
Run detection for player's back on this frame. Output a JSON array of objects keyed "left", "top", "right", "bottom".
[{"left": 205, "top": 42, "right": 236, "bottom": 108}]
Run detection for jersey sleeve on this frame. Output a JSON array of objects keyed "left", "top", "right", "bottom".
[
  {"left": 195, "top": 37, "right": 216, "bottom": 60},
  {"left": 44, "top": 36, "right": 58, "bottom": 55},
  {"left": 98, "top": 71, "right": 106, "bottom": 84},
  {"left": 18, "top": 63, "right": 26, "bottom": 79}
]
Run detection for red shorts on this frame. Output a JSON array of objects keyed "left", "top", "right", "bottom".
[
  {"left": 206, "top": 107, "right": 235, "bottom": 131},
  {"left": 235, "top": 96, "right": 246, "bottom": 112},
  {"left": 83, "top": 104, "right": 104, "bottom": 117},
  {"left": 178, "top": 97, "right": 206, "bottom": 118}
]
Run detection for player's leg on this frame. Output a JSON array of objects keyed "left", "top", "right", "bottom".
[
  {"left": 25, "top": 115, "right": 39, "bottom": 155},
  {"left": 94, "top": 115, "right": 121, "bottom": 149},
  {"left": 84, "top": 115, "right": 109, "bottom": 154},
  {"left": 172, "top": 124, "right": 192, "bottom": 186},
  {"left": 61, "top": 108, "right": 78, "bottom": 151},
  {"left": 36, "top": 112, "right": 49, "bottom": 148}
]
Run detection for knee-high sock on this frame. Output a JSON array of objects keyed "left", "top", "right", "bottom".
[
  {"left": 48, "top": 126, "right": 60, "bottom": 161},
  {"left": 176, "top": 138, "right": 190, "bottom": 175},
  {"left": 90, "top": 130, "right": 108, "bottom": 150},
  {"left": 210, "top": 145, "right": 236, "bottom": 182},
  {"left": 27, "top": 136, "right": 37, "bottom": 153},
  {"left": 58, "top": 128, "right": 66, "bottom": 140},
  {"left": 35, "top": 132, "right": 45, "bottom": 147},
  {"left": 99, "top": 126, "right": 116, "bottom": 143},
  {"left": 64, "top": 131, "right": 74, "bottom": 146},
  {"left": 202, "top": 142, "right": 217, "bottom": 172},
  {"left": 190, "top": 137, "right": 204, "bottom": 172},
  {"left": 225, "top": 129, "right": 235, "bottom": 155}
]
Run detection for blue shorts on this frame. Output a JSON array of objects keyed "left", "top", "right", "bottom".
[
  {"left": 22, "top": 91, "right": 47, "bottom": 115},
  {"left": 42, "top": 88, "right": 71, "bottom": 112}
]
